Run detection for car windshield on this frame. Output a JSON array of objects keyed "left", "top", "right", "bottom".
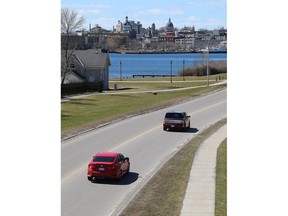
[
  {"left": 165, "top": 113, "right": 184, "bottom": 118},
  {"left": 93, "top": 156, "right": 115, "bottom": 162}
]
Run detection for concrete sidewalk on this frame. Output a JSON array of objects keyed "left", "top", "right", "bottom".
[
  {"left": 61, "top": 80, "right": 227, "bottom": 103},
  {"left": 180, "top": 124, "right": 227, "bottom": 216}
]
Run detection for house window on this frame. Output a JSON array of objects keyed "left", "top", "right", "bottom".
[{"left": 70, "top": 63, "right": 75, "bottom": 68}]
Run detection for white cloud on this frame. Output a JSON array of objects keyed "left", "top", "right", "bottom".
[
  {"left": 185, "top": 17, "right": 226, "bottom": 30},
  {"left": 147, "top": 8, "right": 183, "bottom": 15},
  {"left": 79, "top": 9, "right": 101, "bottom": 15},
  {"left": 75, "top": 3, "right": 110, "bottom": 9},
  {"left": 187, "top": 16, "right": 200, "bottom": 22},
  {"left": 186, "top": 0, "right": 226, "bottom": 7},
  {"left": 87, "top": 17, "right": 117, "bottom": 29},
  {"left": 64, "top": 3, "right": 111, "bottom": 16}
]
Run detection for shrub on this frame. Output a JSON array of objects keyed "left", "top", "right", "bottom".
[
  {"left": 178, "top": 60, "right": 227, "bottom": 76},
  {"left": 61, "top": 81, "right": 103, "bottom": 97}
]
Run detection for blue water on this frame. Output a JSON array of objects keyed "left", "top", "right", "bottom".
[{"left": 109, "top": 53, "right": 227, "bottom": 79}]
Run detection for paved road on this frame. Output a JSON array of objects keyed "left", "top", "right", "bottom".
[{"left": 61, "top": 88, "right": 227, "bottom": 216}]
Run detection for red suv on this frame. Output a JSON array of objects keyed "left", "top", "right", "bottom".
[
  {"left": 87, "top": 152, "right": 130, "bottom": 181},
  {"left": 163, "top": 111, "right": 190, "bottom": 131}
]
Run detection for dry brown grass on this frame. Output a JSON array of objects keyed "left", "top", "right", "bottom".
[{"left": 179, "top": 60, "right": 227, "bottom": 76}]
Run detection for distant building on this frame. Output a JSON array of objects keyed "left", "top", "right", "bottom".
[
  {"left": 165, "top": 18, "right": 175, "bottom": 37},
  {"left": 123, "top": 16, "right": 132, "bottom": 32},
  {"left": 114, "top": 16, "right": 144, "bottom": 39},
  {"left": 158, "top": 18, "right": 176, "bottom": 43},
  {"left": 62, "top": 15, "right": 227, "bottom": 52},
  {"left": 175, "top": 37, "right": 195, "bottom": 49},
  {"left": 151, "top": 23, "right": 156, "bottom": 35},
  {"left": 115, "top": 20, "right": 123, "bottom": 33}
]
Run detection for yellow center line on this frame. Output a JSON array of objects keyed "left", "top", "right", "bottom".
[
  {"left": 109, "top": 124, "right": 161, "bottom": 151},
  {"left": 61, "top": 124, "right": 161, "bottom": 182},
  {"left": 190, "top": 100, "right": 226, "bottom": 116},
  {"left": 61, "top": 99, "right": 226, "bottom": 182}
]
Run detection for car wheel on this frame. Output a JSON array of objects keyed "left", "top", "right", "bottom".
[
  {"left": 87, "top": 176, "right": 93, "bottom": 181},
  {"left": 117, "top": 170, "right": 123, "bottom": 181},
  {"left": 126, "top": 164, "right": 130, "bottom": 174},
  {"left": 187, "top": 121, "right": 190, "bottom": 129}
]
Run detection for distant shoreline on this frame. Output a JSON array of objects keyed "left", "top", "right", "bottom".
[{"left": 111, "top": 50, "right": 227, "bottom": 54}]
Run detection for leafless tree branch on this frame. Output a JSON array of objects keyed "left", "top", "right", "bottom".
[{"left": 61, "top": 8, "right": 85, "bottom": 84}]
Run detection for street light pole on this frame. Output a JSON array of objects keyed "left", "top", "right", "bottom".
[
  {"left": 120, "top": 60, "right": 122, "bottom": 81},
  {"left": 170, "top": 60, "right": 173, "bottom": 83},
  {"left": 182, "top": 60, "right": 185, "bottom": 81},
  {"left": 206, "top": 35, "right": 210, "bottom": 86},
  {"left": 206, "top": 48, "right": 209, "bottom": 86}
]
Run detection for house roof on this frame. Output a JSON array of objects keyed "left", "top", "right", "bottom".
[
  {"left": 62, "top": 70, "right": 85, "bottom": 84},
  {"left": 71, "top": 49, "right": 111, "bottom": 69}
]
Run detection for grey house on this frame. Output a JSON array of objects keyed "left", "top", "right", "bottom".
[{"left": 62, "top": 49, "right": 111, "bottom": 90}]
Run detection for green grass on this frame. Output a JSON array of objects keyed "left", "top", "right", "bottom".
[
  {"left": 215, "top": 138, "right": 227, "bottom": 216},
  {"left": 109, "top": 80, "right": 210, "bottom": 91},
  {"left": 109, "top": 75, "right": 227, "bottom": 91},
  {"left": 62, "top": 78, "right": 226, "bottom": 138},
  {"left": 119, "top": 119, "right": 227, "bottom": 216}
]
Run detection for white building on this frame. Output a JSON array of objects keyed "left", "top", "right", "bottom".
[
  {"left": 175, "top": 37, "right": 195, "bottom": 49},
  {"left": 115, "top": 20, "right": 123, "bottom": 33}
]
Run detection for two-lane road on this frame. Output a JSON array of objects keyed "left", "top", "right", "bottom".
[{"left": 62, "top": 88, "right": 227, "bottom": 216}]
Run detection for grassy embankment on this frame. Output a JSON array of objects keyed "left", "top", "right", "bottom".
[
  {"left": 118, "top": 118, "right": 227, "bottom": 216},
  {"left": 61, "top": 74, "right": 226, "bottom": 139},
  {"left": 215, "top": 138, "right": 227, "bottom": 216}
]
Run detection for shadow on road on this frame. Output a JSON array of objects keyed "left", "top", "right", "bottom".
[
  {"left": 185, "top": 127, "right": 199, "bottom": 133},
  {"left": 166, "top": 127, "right": 199, "bottom": 133},
  {"left": 91, "top": 172, "right": 139, "bottom": 185}
]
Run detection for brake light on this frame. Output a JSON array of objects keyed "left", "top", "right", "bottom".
[{"left": 88, "top": 164, "right": 92, "bottom": 172}]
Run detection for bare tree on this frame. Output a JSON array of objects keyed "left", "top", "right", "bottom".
[
  {"left": 61, "top": 8, "right": 85, "bottom": 84},
  {"left": 106, "top": 35, "right": 126, "bottom": 51}
]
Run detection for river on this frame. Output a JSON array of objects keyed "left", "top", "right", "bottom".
[{"left": 109, "top": 52, "right": 227, "bottom": 79}]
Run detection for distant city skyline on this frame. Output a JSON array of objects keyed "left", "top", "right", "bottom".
[{"left": 61, "top": 0, "right": 227, "bottom": 31}]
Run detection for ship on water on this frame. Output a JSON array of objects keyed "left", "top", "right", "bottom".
[{"left": 201, "top": 41, "right": 227, "bottom": 53}]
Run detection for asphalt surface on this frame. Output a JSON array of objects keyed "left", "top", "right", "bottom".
[{"left": 61, "top": 87, "right": 227, "bottom": 216}]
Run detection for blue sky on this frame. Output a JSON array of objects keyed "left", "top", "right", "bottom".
[{"left": 61, "top": 0, "right": 227, "bottom": 31}]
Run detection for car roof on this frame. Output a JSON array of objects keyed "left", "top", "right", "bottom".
[
  {"left": 95, "top": 152, "right": 119, "bottom": 157},
  {"left": 166, "top": 111, "right": 185, "bottom": 114}
]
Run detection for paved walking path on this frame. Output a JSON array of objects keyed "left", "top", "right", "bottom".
[
  {"left": 180, "top": 124, "right": 227, "bottom": 216},
  {"left": 61, "top": 80, "right": 227, "bottom": 103}
]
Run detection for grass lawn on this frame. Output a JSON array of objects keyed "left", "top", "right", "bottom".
[
  {"left": 109, "top": 80, "right": 210, "bottom": 91},
  {"left": 109, "top": 74, "right": 226, "bottom": 91},
  {"left": 61, "top": 75, "right": 226, "bottom": 139}
]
